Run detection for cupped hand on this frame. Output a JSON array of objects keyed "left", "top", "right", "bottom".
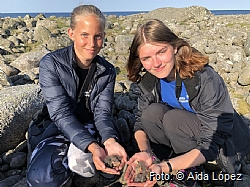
[
  {"left": 124, "top": 152, "right": 153, "bottom": 185},
  {"left": 125, "top": 162, "right": 162, "bottom": 187},
  {"left": 127, "top": 151, "right": 153, "bottom": 167},
  {"left": 104, "top": 138, "right": 128, "bottom": 171},
  {"left": 92, "top": 146, "right": 121, "bottom": 175}
]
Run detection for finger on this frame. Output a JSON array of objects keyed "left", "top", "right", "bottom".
[
  {"left": 123, "top": 166, "right": 131, "bottom": 180},
  {"left": 118, "top": 159, "right": 126, "bottom": 170},
  {"left": 124, "top": 166, "right": 135, "bottom": 182},
  {"left": 122, "top": 151, "right": 128, "bottom": 162},
  {"left": 103, "top": 167, "right": 120, "bottom": 175},
  {"left": 94, "top": 157, "right": 106, "bottom": 170},
  {"left": 127, "top": 156, "right": 137, "bottom": 165},
  {"left": 146, "top": 180, "right": 156, "bottom": 187}
]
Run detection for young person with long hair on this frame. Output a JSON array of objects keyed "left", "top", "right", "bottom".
[{"left": 124, "top": 19, "right": 250, "bottom": 187}]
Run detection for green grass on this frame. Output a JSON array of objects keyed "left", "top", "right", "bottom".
[{"left": 227, "top": 22, "right": 250, "bottom": 27}]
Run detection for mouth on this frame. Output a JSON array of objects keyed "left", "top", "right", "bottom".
[
  {"left": 86, "top": 48, "right": 96, "bottom": 53},
  {"left": 154, "top": 66, "right": 165, "bottom": 72}
]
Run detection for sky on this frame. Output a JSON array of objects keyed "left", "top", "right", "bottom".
[{"left": 0, "top": 0, "right": 249, "bottom": 13}]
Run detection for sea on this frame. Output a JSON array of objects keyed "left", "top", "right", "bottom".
[{"left": 0, "top": 10, "right": 250, "bottom": 18}]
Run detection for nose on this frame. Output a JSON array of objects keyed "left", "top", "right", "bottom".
[
  {"left": 88, "top": 36, "right": 95, "bottom": 47},
  {"left": 152, "top": 56, "right": 162, "bottom": 68}
]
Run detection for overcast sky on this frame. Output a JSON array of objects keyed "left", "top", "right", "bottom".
[{"left": 0, "top": 0, "right": 249, "bottom": 13}]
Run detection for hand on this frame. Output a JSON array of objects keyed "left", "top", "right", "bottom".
[
  {"left": 125, "top": 162, "right": 161, "bottom": 187},
  {"left": 124, "top": 152, "right": 153, "bottom": 185},
  {"left": 104, "top": 138, "right": 128, "bottom": 171},
  {"left": 88, "top": 142, "right": 121, "bottom": 175},
  {"left": 127, "top": 151, "right": 153, "bottom": 167}
]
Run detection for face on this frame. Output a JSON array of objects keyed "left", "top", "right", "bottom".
[
  {"left": 138, "top": 43, "right": 176, "bottom": 79},
  {"left": 68, "top": 15, "right": 105, "bottom": 67}
]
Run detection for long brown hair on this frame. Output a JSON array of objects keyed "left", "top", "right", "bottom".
[{"left": 127, "top": 19, "right": 208, "bottom": 82}]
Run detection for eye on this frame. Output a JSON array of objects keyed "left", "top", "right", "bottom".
[
  {"left": 81, "top": 33, "right": 88, "bottom": 37},
  {"left": 140, "top": 57, "right": 151, "bottom": 63},
  {"left": 95, "top": 35, "right": 103, "bottom": 40},
  {"left": 159, "top": 48, "right": 168, "bottom": 54}
]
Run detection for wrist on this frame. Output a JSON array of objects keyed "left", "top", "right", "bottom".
[
  {"left": 165, "top": 161, "right": 173, "bottom": 172},
  {"left": 88, "top": 142, "right": 101, "bottom": 153},
  {"left": 160, "top": 160, "right": 173, "bottom": 173},
  {"left": 156, "top": 163, "right": 162, "bottom": 173},
  {"left": 103, "top": 137, "right": 116, "bottom": 146},
  {"left": 141, "top": 149, "right": 160, "bottom": 164}
]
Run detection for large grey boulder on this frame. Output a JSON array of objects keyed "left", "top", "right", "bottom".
[
  {"left": 33, "top": 25, "right": 51, "bottom": 42},
  {"left": 0, "top": 84, "right": 43, "bottom": 153},
  {"left": 10, "top": 47, "right": 50, "bottom": 72},
  {"left": 144, "top": 6, "right": 213, "bottom": 23}
]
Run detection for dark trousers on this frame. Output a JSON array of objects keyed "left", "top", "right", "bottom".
[{"left": 140, "top": 103, "right": 201, "bottom": 160}]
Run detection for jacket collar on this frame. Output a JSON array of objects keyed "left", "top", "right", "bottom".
[
  {"left": 69, "top": 43, "right": 78, "bottom": 69},
  {"left": 69, "top": 43, "right": 106, "bottom": 76},
  {"left": 140, "top": 70, "right": 200, "bottom": 102},
  {"left": 182, "top": 72, "right": 200, "bottom": 101}
]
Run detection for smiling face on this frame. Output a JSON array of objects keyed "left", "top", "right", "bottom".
[
  {"left": 138, "top": 43, "right": 176, "bottom": 79},
  {"left": 68, "top": 15, "right": 105, "bottom": 68}
]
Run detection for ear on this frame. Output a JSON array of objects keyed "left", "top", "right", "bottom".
[
  {"left": 174, "top": 48, "right": 177, "bottom": 54},
  {"left": 67, "top": 28, "right": 74, "bottom": 41}
]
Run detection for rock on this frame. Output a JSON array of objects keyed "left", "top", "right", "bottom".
[
  {"left": 144, "top": 6, "right": 213, "bottom": 23},
  {"left": 0, "top": 84, "right": 43, "bottom": 153},
  {"left": 115, "top": 94, "right": 135, "bottom": 111},
  {"left": 10, "top": 152, "right": 27, "bottom": 168},
  {"left": 0, "top": 37, "right": 14, "bottom": 53},
  {"left": 238, "top": 66, "right": 250, "bottom": 85},
  {"left": 0, "top": 175, "right": 23, "bottom": 187},
  {"left": 12, "top": 178, "right": 28, "bottom": 187},
  {"left": 244, "top": 33, "right": 250, "bottom": 56},
  {"left": 33, "top": 25, "right": 51, "bottom": 42},
  {"left": 0, "top": 63, "right": 19, "bottom": 76},
  {"left": 0, "top": 6, "right": 250, "bottom": 187},
  {"left": 10, "top": 48, "right": 50, "bottom": 72},
  {"left": 0, "top": 69, "right": 13, "bottom": 89},
  {"left": 234, "top": 175, "right": 250, "bottom": 187},
  {"left": 115, "top": 118, "right": 131, "bottom": 143}
]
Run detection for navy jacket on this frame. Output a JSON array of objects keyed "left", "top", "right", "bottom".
[
  {"left": 135, "top": 65, "right": 250, "bottom": 173},
  {"left": 39, "top": 44, "right": 118, "bottom": 152}
]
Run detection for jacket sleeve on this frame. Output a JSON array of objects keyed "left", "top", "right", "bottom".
[
  {"left": 39, "top": 54, "right": 97, "bottom": 152},
  {"left": 134, "top": 82, "right": 155, "bottom": 132},
  {"left": 195, "top": 68, "right": 234, "bottom": 161},
  {"left": 92, "top": 65, "right": 119, "bottom": 144}
]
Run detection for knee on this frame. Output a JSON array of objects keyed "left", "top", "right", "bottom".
[
  {"left": 26, "top": 166, "right": 46, "bottom": 187},
  {"left": 141, "top": 103, "right": 170, "bottom": 122},
  {"left": 26, "top": 151, "right": 71, "bottom": 187},
  {"left": 163, "top": 109, "right": 181, "bottom": 131},
  {"left": 26, "top": 163, "right": 71, "bottom": 187}
]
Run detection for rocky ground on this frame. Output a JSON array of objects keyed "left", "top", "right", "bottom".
[{"left": 0, "top": 6, "right": 250, "bottom": 187}]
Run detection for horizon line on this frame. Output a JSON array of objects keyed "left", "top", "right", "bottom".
[{"left": 1, "top": 9, "right": 250, "bottom": 14}]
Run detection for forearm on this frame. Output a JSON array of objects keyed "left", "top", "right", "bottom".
[
  {"left": 158, "top": 149, "right": 206, "bottom": 172},
  {"left": 135, "top": 130, "right": 151, "bottom": 152}
]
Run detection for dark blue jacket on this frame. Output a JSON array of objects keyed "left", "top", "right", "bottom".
[{"left": 39, "top": 44, "right": 118, "bottom": 152}]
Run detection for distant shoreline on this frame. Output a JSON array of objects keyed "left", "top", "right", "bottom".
[{"left": 0, "top": 10, "right": 250, "bottom": 18}]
